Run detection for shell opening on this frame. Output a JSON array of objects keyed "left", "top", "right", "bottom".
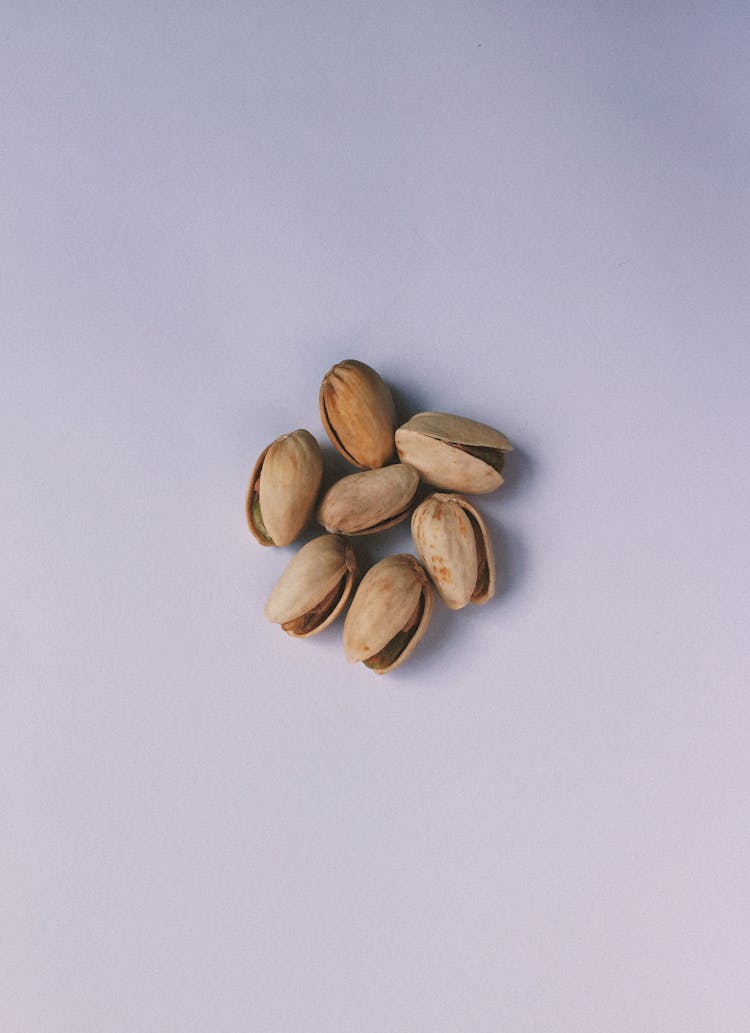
[
  {"left": 453, "top": 443, "right": 505, "bottom": 475},
  {"left": 356, "top": 499, "right": 416, "bottom": 535},
  {"left": 250, "top": 485, "right": 273, "bottom": 544},
  {"left": 281, "top": 575, "right": 347, "bottom": 636},
  {"left": 466, "top": 511, "right": 490, "bottom": 600},
  {"left": 363, "top": 591, "right": 425, "bottom": 670}
]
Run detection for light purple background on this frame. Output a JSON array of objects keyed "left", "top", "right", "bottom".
[{"left": 2, "top": 3, "right": 749, "bottom": 1031}]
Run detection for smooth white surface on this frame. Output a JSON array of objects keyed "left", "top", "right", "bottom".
[{"left": 2, "top": 3, "right": 749, "bottom": 1030}]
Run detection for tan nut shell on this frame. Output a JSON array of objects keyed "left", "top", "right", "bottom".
[
  {"left": 317, "top": 463, "right": 419, "bottom": 535},
  {"left": 319, "top": 359, "right": 396, "bottom": 469},
  {"left": 343, "top": 554, "right": 433, "bottom": 673},
  {"left": 264, "top": 534, "right": 358, "bottom": 637},
  {"left": 395, "top": 412, "right": 512, "bottom": 494},
  {"left": 411, "top": 493, "right": 495, "bottom": 609},
  {"left": 246, "top": 429, "right": 323, "bottom": 546}
]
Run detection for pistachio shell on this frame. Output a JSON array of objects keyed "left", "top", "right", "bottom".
[
  {"left": 411, "top": 493, "right": 495, "bottom": 609},
  {"left": 395, "top": 412, "right": 512, "bottom": 494},
  {"left": 317, "top": 463, "right": 419, "bottom": 535},
  {"left": 246, "top": 429, "right": 323, "bottom": 546},
  {"left": 265, "top": 534, "right": 357, "bottom": 637},
  {"left": 399, "top": 412, "right": 513, "bottom": 451},
  {"left": 343, "top": 554, "right": 433, "bottom": 673},
  {"left": 319, "top": 359, "right": 396, "bottom": 469}
]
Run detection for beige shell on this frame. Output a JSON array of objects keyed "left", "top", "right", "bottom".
[
  {"left": 319, "top": 359, "right": 396, "bottom": 469},
  {"left": 316, "top": 463, "right": 419, "bottom": 535},
  {"left": 264, "top": 534, "right": 358, "bottom": 637},
  {"left": 246, "top": 429, "right": 323, "bottom": 546},
  {"left": 395, "top": 412, "right": 513, "bottom": 494},
  {"left": 411, "top": 493, "right": 495, "bottom": 609},
  {"left": 343, "top": 554, "right": 434, "bottom": 674}
]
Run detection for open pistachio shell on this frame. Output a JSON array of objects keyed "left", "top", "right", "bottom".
[
  {"left": 343, "top": 554, "right": 433, "bottom": 674},
  {"left": 395, "top": 412, "right": 512, "bottom": 494},
  {"left": 316, "top": 463, "right": 419, "bottom": 536},
  {"left": 411, "top": 493, "right": 495, "bottom": 609},
  {"left": 265, "top": 534, "right": 358, "bottom": 637},
  {"left": 246, "top": 429, "right": 323, "bottom": 546},
  {"left": 319, "top": 359, "right": 396, "bottom": 469}
]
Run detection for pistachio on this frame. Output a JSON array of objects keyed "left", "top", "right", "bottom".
[
  {"left": 319, "top": 359, "right": 396, "bottom": 469},
  {"left": 395, "top": 412, "right": 512, "bottom": 494},
  {"left": 343, "top": 554, "right": 433, "bottom": 674},
  {"left": 265, "top": 534, "right": 358, "bottom": 637},
  {"left": 411, "top": 493, "right": 495, "bottom": 609},
  {"left": 317, "top": 463, "right": 419, "bottom": 536},
  {"left": 246, "top": 429, "right": 323, "bottom": 546}
]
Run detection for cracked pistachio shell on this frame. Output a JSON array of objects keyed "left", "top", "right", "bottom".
[
  {"left": 246, "top": 429, "right": 323, "bottom": 546},
  {"left": 319, "top": 359, "right": 396, "bottom": 469},
  {"left": 317, "top": 463, "right": 419, "bottom": 536},
  {"left": 395, "top": 412, "right": 513, "bottom": 494},
  {"left": 411, "top": 493, "right": 495, "bottom": 609},
  {"left": 264, "top": 534, "right": 358, "bottom": 637},
  {"left": 343, "top": 554, "right": 433, "bottom": 674}
]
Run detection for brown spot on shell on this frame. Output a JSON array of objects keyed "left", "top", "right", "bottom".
[{"left": 429, "top": 558, "right": 451, "bottom": 582}]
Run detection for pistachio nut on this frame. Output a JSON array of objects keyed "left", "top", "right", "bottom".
[
  {"left": 395, "top": 412, "right": 512, "bottom": 494},
  {"left": 319, "top": 359, "right": 397, "bottom": 469},
  {"left": 316, "top": 463, "right": 419, "bottom": 536},
  {"left": 343, "top": 554, "right": 433, "bottom": 674},
  {"left": 246, "top": 429, "right": 323, "bottom": 546},
  {"left": 411, "top": 493, "right": 495, "bottom": 609},
  {"left": 264, "top": 534, "right": 358, "bottom": 637}
]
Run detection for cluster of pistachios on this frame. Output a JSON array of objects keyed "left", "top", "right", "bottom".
[{"left": 246, "top": 359, "right": 512, "bottom": 674}]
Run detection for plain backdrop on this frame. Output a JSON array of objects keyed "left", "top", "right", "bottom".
[{"left": 2, "top": 3, "right": 749, "bottom": 1031}]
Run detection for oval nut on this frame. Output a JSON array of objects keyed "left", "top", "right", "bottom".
[
  {"left": 246, "top": 429, "right": 323, "bottom": 546},
  {"left": 316, "top": 463, "right": 419, "bottom": 536},
  {"left": 395, "top": 411, "right": 512, "bottom": 494},
  {"left": 343, "top": 554, "right": 433, "bottom": 674},
  {"left": 319, "top": 359, "right": 397, "bottom": 469},
  {"left": 265, "top": 534, "right": 358, "bottom": 637},
  {"left": 411, "top": 493, "right": 495, "bottom": 609}
]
